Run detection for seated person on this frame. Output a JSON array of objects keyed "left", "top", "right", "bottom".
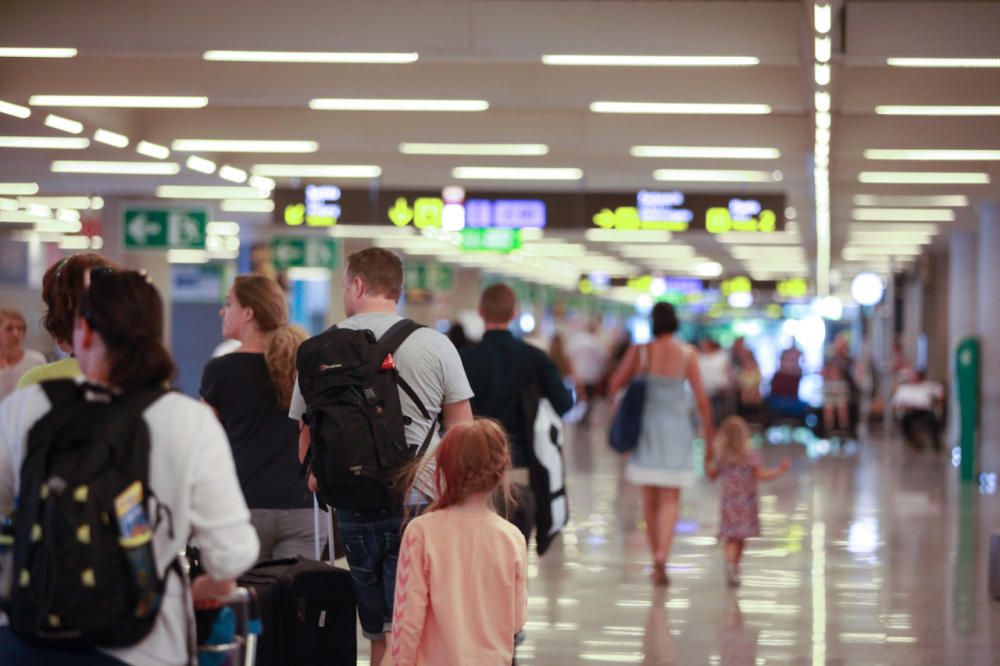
[{"left": 892, "top": 369, "right": 945, "bottom": 450}]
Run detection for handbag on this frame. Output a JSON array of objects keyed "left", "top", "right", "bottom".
[{"left": 609, "top": 345, "right": 650, "bottom": 454}]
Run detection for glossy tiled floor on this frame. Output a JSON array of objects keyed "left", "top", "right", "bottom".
[{"left": 360, "top": 404, "right": 1000, "bottom": 665}]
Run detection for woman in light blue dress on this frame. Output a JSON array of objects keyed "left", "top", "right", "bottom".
[{"left": 609, "top": 303, "right": 715, "bottom": 585}]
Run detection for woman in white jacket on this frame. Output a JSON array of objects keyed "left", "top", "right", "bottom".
[{"left": 0, "top": 268, "right": 259, "bottom": 666}]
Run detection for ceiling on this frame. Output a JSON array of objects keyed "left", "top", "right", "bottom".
[{"left": 1, "top": 0, "right": 998, "bottom": 296}]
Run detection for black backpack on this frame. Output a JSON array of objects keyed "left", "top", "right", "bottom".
[
  {"left": 297, "top": 319, "right": 433, "bottom": 511},
  {"left": 2, "top": 380, "right": 173, "bottom": 649}
]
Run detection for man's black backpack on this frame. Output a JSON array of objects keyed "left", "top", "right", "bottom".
[
  {"left": 2, "top": 380, "right": 173, "bottom": 649},
  {"left": 297, "top": 319, "right": 433, "bottom": 511}
]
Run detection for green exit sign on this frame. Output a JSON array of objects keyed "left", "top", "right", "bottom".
[
  {"left": 461, "top": 228, "right": 521, "bottom": 253},
  {"left": 123, "top": 208, "right": 208, "bottom": 249},
  {"left": 271, "top": 236, "right": 340, "bottom": 270}
]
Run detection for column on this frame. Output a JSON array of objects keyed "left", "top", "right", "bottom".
[
  {"left": 977, "top": 204, "right": 1000, "bottom": 475},
  {"left": 948, "top": 231, "right": 978, "bottom": 451}
]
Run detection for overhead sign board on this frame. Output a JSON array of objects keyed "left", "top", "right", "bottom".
[
  {"left": 123, "top": 208, "right": 207, "bottom": 249},
  {"left": 404, "top": 262, "right": 455, "bottom": 292},
  {"left": 461, "top": 228, "right": 521, "bottom": 252},
  {"left": 271, "top": 236, "right": 340, "bottom": 270}
]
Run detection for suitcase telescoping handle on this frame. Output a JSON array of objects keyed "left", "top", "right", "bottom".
[{"left": 313, "top": 494, "right": 335, "bottom": 562}]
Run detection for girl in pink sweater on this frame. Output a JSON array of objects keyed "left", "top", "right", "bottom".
[{"left": 391, "top": 420, "right": 528, "bottom": 665}]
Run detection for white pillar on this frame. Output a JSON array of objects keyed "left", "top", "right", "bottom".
[
  {"left": 977, "top": 204, "right": 1000, "bottom": 474},
  {"left": 948, "top": 230, "right": 979, "bottom": 449}
]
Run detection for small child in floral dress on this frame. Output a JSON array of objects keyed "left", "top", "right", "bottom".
[{"left": 706, "top": 416, "right": 790, "bottom": 587}]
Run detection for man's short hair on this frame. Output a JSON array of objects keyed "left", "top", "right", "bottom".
[
  {"left": 347, "top": 247, "right": 404, "bottom": 302},
  {"left": 480, "top": 284, "right": 517, "bottom": 323}
]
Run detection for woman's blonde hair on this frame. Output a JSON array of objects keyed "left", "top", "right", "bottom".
[
  {"left": 715, "top": 415, "right": 752, "bottom": 462},
  {"left": 231, "top": 275, "right": 307, "bottom": 410}
]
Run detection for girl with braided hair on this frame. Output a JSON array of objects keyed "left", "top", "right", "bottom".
[{"left": 390, "top": 419, "right": 528, "bottom": 665}]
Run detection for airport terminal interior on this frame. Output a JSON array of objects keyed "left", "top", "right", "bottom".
[{"left": 1, "top": 1, "right": 1000, "bottom": 664}]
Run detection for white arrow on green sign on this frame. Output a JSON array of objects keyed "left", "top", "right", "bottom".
[
  {"left": 123, "top": 208, "right": 207, "bottom": 249},
  {"left": 271, "top": 237, "right": 340, "bottom": 270}
]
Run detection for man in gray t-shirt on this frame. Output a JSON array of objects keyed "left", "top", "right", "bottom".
[{"left": 288, "top": 248, "right": 472, "bottom": 664}]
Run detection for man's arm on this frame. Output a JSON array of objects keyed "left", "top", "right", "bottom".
[
  {"left": 536, "top": 352, "right": 575, "bottom": 416},
  {"left": 441, "top": 399, "right": 473, "bottom": 430}
]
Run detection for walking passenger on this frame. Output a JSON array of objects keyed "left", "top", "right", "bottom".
[
  {"left": 200, "top": 275, "right": 312, "bottom": 560},
  {"left": 609, "top": 302, "right": 715, "bottom": 586},
  {"left": 391, "top": 420, "right": 528, "bottom": 666},
  {"left": 0, "top": 269, "right": 258, "bottom": 665},
  {"left": 289, "top": 247, "right": 473, "bottom": 666},
  {"left": 0, "top": 309, "right": 45, "bottom": 401}
]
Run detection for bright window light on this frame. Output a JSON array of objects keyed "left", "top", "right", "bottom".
[
  {"left": 451, "top": 167, "right": 582, "bottom": 181},
  {"left": 630, "top": 146, "right": 780, "bottom": 159},
  {"left": 309, "top": 98, "right": 488, "bottom": 112},
  {"left": 858, "top": 171, "right": 989, "bottom": 185},
  {"left": 399, "top": 143, "right": 548, "bottom": 156},
  {"left": 864, "top": 149, "right": 1000, "bottom": 161},
  {"left": 185, "top": 155, "right": 216, "bottom": 174},
  {"left": 157, "top": 186, "right": 269, "bottom": 199},
  {"left": 93, "top": 129, "right": 129, "bottom": 148},
  {"left": 136, "top": 140, "right": 170, "bottom": 159},
  {"left": 221, "top": 199, "right": 275, "bottom": 212},
  {"left": 218, "top": 165, "right": 248, "bottom": 183},
  {"left": 0, "top": 47, "right": 77, "bottom": 58},
  {"left": 887, "top": 58, "right": 1000, "bottom": 68},
  {"left": 0, "top": 100, "right": 31, "bottom": 119},
  {"left": 815, "top": 36, "right": 832, "bottom": 63},
  {"left": 541, "top": 54, "right": 759, "bottom": 67},
  {"left": 250, "top": 164, "right": 382, "bottom": 178},
  {"left": 875, "top": 106, "right": 1000, "bottom": 116},
  {"left": 851, "top": 208, "right": 956, "bottom": 222},
  {"left": 44, "top": 114, "right": 83, "bottom": 134},
  {"left": 30, "top": 95, "right": 208, "bottom": 108},
  {"left": 51, "top": 161, "right": 181, "bottom": 175},
  {"left": 815, "top": 63, "right": 831, "bottom": 86},
  {"left": 852, "top": 194, "right": 967, "bottom": 207},
  {"left": 204, "top": 50, "right": 418, "bottom": 63},
  {"left": 653, "top": 169, "right": 777, "bottom": 182},
  {"left": 590, "top": 101, "right": 771, "bottom": 115},
  {"left": 172, "top": 139, "right": 319, "bottom": 153},
  {"left": 0, "top": 136, "right": 89, "bottom": 149},
  {"left": 814, "top": 4, "right": 833, "bottom": 34}
]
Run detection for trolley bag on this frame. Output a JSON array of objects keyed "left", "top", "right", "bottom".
[{"left": 237, "top": 501, "right": 356, "bottom": 666}]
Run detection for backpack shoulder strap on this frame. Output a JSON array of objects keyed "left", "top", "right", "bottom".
[{"left": 378, "top": 318, "right": 422, "bottom": 354}]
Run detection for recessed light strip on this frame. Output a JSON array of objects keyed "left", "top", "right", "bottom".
[
  {"left": 631, "top": 146, "right": 780, "bottom": 159},
  {"left": 852, "top": 194, "right": 967, "bottom": 207},
  {"left": 51, "top": 161, "right": 181, "bottom": 175},
  {"left": 93, "top": 129, "right": 129, "bottom": 148},
  {"left": 0, "top": 100, "right": 31, "bottom": 119},
  {"left": 172, "top": 139, "right": 319, "bottom": 153},
  {"left": 591, "top": 102, "right": 771, "bottom": 115},
  {"left": 653, "top": 169, "right": 780, "bottom": 182},
  {"left": 204, "top": 50, "right": 418, "bottom": 64},
  {"left": 542, "top": 54, "right": 759, "bottom": 67},
  {"left": 0, "top": 47, "right": 77, "bottom": 58},
  {"left": 0, "top": 183, "right": 40, "bottom": 195},
  {"left": 186, "top": 155, "right": 217, "bottom": 174},
  {"left": 450, "top": 167, "right": 582, "bottom": 181},
  {"left": 864, "top": 149, "right": 1000, "bottom": 161},
  {"left": 851, "top": 208, "right": 955, "bottom": 222},
  {"left": 250, "top": 164, "right": 382, "bottom": 178},
  {"left": 136, "top": 141, "right": 170, "bottom": 159},
  {"left": 158, "top": 186, "right": 269, "bottom": 199},
  {"left": 399, "top": 143, "right": 548, "bottom": 156},
  {"left": 44, "top": 114, "right": 83, "bottom": 134},
  {"left": 0, "top": 137, "right": 89, "bottom": 149},
  {"left": 858, "top": 171, "right": 990, "bottom": 184},
  {"left": 309, "top": 98, "right": 488, "bottom": 112},
  {"left": 876, "top": 106, "right": 1000, "bottom": 117},
  {"left": 218, "top": 165, "right": 248, "bottom": 183},
  {"left": 887, "top": 58, "right": 1000, "bottom": 68},
  {"left": 30, "top": 95, "right": 209, "bottom": 108},
  {"left": 221, "top": 199, "right": 275, "bottom": 212}
]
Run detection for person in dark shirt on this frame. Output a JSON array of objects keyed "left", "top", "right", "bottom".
[
  {"left": 460, "top": 284, "right": 574, "bottom": 542},
  {"left": 200, "top": 275, "right": 312, "bottom": 560}
]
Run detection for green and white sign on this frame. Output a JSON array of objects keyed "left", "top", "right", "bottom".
[
  {"left": 461, "top": 228, "right": 521, "bottom": 253},
  {"left": 404, "top": 263, "right": 455, "bottom": 292},
  {"left": 123, "top": 208, "right": 208, "bottom": 249},
  {"left": 271, "top": 236, "right": 340, "bottom": 271}
]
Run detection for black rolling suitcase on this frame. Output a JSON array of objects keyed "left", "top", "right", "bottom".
[{"left": 238, "top": 501, "right": 357, "bottom": 666}]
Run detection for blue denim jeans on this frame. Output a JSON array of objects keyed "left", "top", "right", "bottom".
[
  {"left": 0, "top": 628, "right": 127, "bottom": 665},
  {"left": 335, "top": 507, "right": 405, "bottom": 640}
]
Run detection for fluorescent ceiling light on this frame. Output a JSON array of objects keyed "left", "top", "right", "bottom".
[
  {"left": 204, "top": 50, "right": 417, "bottom": 63},
  {"left": 876, "top": 106, "right": 1000, "bottom": 116},
  {"left": 172, "top": 139, "right": 319, "bottom": 153},
  {"left": 58, "top": 236, "right": 92, "bottom": 250},
  {"left": 27, "top": 204, "right": 51, "bottom": 217},
  {"left": 51, "top": 160, "right": 180, "bottom": 175},
  {"left": 630, "top": 146, "right": 780, "bottom": 159},
  {"left": 887, "top": 58, "right": 1000, "bottom": 68},
  {"left": 167, "top": 249, "right": 210, "bottom": 264},
  {"left": 218, "top": 165, "right": 248, "bottom": 183},
  {"left": 45, "top": 114, "right": 83, "bottom": 134},
  {"left": 591, "top": 101, "right": 770, "bottom": 115},
  {"left": 451, "top": 166, "right": 582, "bottom": 180},
  {"left": 157, "top": 186, "right": 268, "bottom": 199},
  {"left": 849, "top": 222, "right": 940, "bottom": 234},
  {"left": 18, "top": 196, "right": 93, "bottom": 209},
  {"left": 309, "top": 98, "right": 488, "bottom": 112},
  {"left": 864, "top": 149, "right": 1000, "bottom": 161},
  {"left": 248, "top": 175, "right": 276, "bottom": 191},
  {"left": 0, "top": 183, "right": 39, "bottom": 195},
  {"left": 0, "top": 100, "right": 31, "bottom": 119},
  {"left": 186, "top": 155, "right": 217, "bottom": 174},
  {"left": 815, "top": 92, "right": 831, "bottom": 113},
  {"left": 816, "top": 111, "right": 832, "bottom": 129},
  {"left": 851, "top": 208, "right": 956, "bottom": 222},
  {"left": 585, "top": 229, "right": 672, "bottom": 243},
  {"left": 93, "top": 129, "right": 129, "bottom": 148},
  {"left": 136, "top": 140, "right": 170, "bottom": 159},
  {"left": 207, "top": 221, "right": 240, "bottom": 236},
  {"left": 843, "top": 246, "right": 923, "bottom": 257},
  {"left": 852, "top": 194, "right": 967, "bottom": 207},
  {"left": 0, "top": 47, "right": 77, "bottom": 58},
  {"left": 714, "top": 233, "right": 800, "bottom": 245},
  {"left": 328, "top": 226, "right": 415, "bottom": 239},
  {"left": 251, "top": 164, "right": 382, "bottom": 178},
  {"left": 815, "top": 36, "right": 832, "bottom": 63},
  {"left": 221, "top": 199, "right": 275, "bottom": 212},
  {"left": 0, "top": 136, "right": 89, "bottom": 149},
  {"left": 399, "top": 142, "right": 548, "bottom": 156},
  {"left": 848, "top": 233, "right": 935, "bottom": 245},
  {"left": 815, "top": 63, "right": 831, "bottom": 86},
  {"left": 541, "top": 54, "right": 759, "bottom": 67},
  {"left": 814, "top": 4, "right": 833, "bottom": 34},
  {"left": 858, "top": 171, "right": 989, "bottom": 184},
  {"left": 35, "top": 220, "right": 82, "bottom": 234},
  {"left": 619, "top": 245, "right": 696, "bottom": 258},
  {"left": 56, "top": 208, "right": 80, "bottom": 222},
  {"left": 30, "top": 95, "right": 208, "bottom": 108},
  {"left": 653, "top": 169, "right": 777, "bottom": 182}
]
